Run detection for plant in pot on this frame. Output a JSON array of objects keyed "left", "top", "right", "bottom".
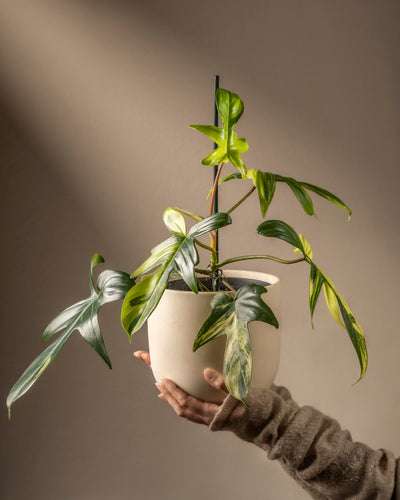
[{"left": 6, "top": 87, "right": 368, "bottom": 416}]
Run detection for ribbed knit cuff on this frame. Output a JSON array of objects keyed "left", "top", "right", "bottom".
[
  {"left": 209, "top": 388, "right": 277, "bottom": 443},
  {"left": 209, "top": 394, "right": 245, "bottom": 432}
]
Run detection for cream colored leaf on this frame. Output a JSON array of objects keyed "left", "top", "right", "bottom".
[
  {"left": 323, "top": 282, "right": 345, "bottom": 328},
  {"left": 293, "top": 233, "right": 313, "bottom": 259}
]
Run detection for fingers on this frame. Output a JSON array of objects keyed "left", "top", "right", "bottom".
[
  {"left": 203, "top": 369, "right": 228, "bottom": 395},
  {"left": 133, "top": 353, "right": 226, "bottom": 425},
  {"left": 156, "top": 378, "right": 220, "bottom": 426},
  {"left": 133, "top": 351, "right": 151, "bottom": 367}
]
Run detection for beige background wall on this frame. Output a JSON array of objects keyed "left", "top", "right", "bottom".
[{"left": 1, "top": 1, "right": 398, "bottom": 499}]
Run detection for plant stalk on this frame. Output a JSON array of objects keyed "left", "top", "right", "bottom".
[
  {"left": 227, "top": 186, "right": 256, "bottom": 215},
  {"left": 209, "top": 162, "right": 224, "bottom": 216},
  {"left": 194, "top": 268, "right": 213, "bottom": 276},
  {"left": 209, "top": 162, "right": 224, "bottom": 273},
  {"left": 195, "top": 239, "right": 215, "bottom": 253},
  {"left": 216, "top": 255, "right": 306, "bottom": 268}
]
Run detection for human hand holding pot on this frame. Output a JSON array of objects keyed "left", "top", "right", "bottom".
[{"left": 134, "top": 351, "right": 228, "bottom": 425}]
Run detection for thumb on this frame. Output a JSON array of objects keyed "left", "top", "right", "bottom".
[{"left": 203, "top": 369, "right": 228, "bottom": 395}]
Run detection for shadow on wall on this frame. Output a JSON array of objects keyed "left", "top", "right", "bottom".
[{"left": 0, "top": 101, "right": 156, "bottom": 499}]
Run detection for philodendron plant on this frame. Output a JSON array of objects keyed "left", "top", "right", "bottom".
[{"left": 7, "top": 88, "right": 368, "bottom": 416}]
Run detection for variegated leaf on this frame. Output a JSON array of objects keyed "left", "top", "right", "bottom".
[
  {"left": 193, "top": 284, "right": 278, "bottom": 403},
  {"left": 294, "top": 234, "right": 313, "bottom": 260},
  {"left": 309, "top": 263, "right": 324, "bottom": 327},
  {"left": 7, "top": 255, "right": 133, "bottom": 416},
  {"left": 122, "top": 213, "right": 232, "bottom": 337},
  {"left": 163, "top": 207, "right": 186, "bottom": 236},
  {"left": 257, "top": 220, "right": 368, "bottom": 381},
  {"left": 121, "top": 266, "right": 167, "bottom": 335},
  {"left": 131, "top": 236, "right": 183, "bottom": 279},
  {"left": 337, "top": 295, "right": 368, "bottom": 381},
  {"left": 223, "top": 318, "right": 252, "bottom": 406},
  {"left": 323, "top": 281, "right": 345, "bottom": 328}
]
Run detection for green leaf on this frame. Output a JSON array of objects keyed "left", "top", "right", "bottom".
[
  {"left": 121, "top": 213, "right": 232, "bottom": 337},
  {"left": 7, "top": 329, "right": 71, "bottom": 419},
  {"left": 257, "top": 220, "right": 305, "bottom": 254},
  {"left": 190, "top": 88, "right": 249, "bottom": 176},
  {"left": 193, "top": 284, "right": 279, "bottom": 404},
  {"left": 193, "top": 293, "right": 235, "bottom": 347},
  {"left": 251, "top": 172, "right": 351, "bottom": 219},
  {"left": 313, "top": 267, "right": 367, "bottom": 381},
  {"left": 258, "top": 221, "right": 367, "bottom": 380},
  {"left": 216, "top": 88, "right": 244, "bottom": 126},
  {"left": 7, "top": 255, "right": 133, "bottom": 416},
  {"left": 206, "top": 172, "right": 242, "bottom": 199},
  {"left": 247, "top": 169, "right": 277, "bottom": 217},
  {"left": 187, "top": 212, "right": 231, "bottom": 237},
  {"left": 278, "top": 176, "right": 315, "bottom": 216},
  {"left": 336, "top": 294, "right": 368, "bottom": 381},
  {"left": 301, "top": 182, "right": 352, "bottom": 220},
  {"left": 200, "top": 147, "right": 229, "bottom": 168},
  {"left": 189, "top": 125, "right": 224, "bottom": 146},
  {"left": 163, "top": 207, "right": 186, "bottom": 236},
  {"left": 309, "top": 263, "right": 324, "bottom": 327},
  {"left": 131, "top": 236, "right": 182, "bottom": 279},
  {"left": 122, "top": 266, "right": 168, "bottom": 335}
]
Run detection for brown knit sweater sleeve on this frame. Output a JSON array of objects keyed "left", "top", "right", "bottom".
[{"left": 209, "top": 385, "right": 399, "bottom": 499}]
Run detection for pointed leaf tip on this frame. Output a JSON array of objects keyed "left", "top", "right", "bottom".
[
  {"left": 90, "top": 253, "right": 105, "bottom": 293},
  {"left": 247, "top": 170, "right": 276, "bottom": 217},
  {"left": 91, "top": 253, "right": 105, "bottom": 266},
  {"left": 163, "top": 208, "right": 187, "bottom": 236},
  {"left": 7, "top": 256, "right": 132, "bottom": 414}
]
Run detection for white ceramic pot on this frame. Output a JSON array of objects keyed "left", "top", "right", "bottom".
[{"left": 147, "top": 269, "right": 281, "bottom": 403}]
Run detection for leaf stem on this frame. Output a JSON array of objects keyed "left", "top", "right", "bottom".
[
  {"left": 197, "top": 279, "right": 211, "bottom": 292},
  {"left": 216, "top": 255, "right": 306, "bottom": 269},
  {"left": 195, "top": 239, "right": 215, "bottom": 253},
  {"left": 221, "top": 278, "right": 236, "bottom": 293},
  {"left": 226, "top": 186, "right": 256, "bottom": 215},
  {"left": 173, "top": 207, "right": 204, "bottom": 222},
  {"left": 209, "top": 162, "right": 224, "bottom": 216},
  {"left": 195, "top": 268, "right": 213, "bottom": 276},
  {"left": 209, "top": 162, "right": 225, "bottom": 271}
]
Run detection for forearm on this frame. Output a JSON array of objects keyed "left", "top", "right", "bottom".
[{"left": 210, "top": 386, "right": 399, "bottom": 499}]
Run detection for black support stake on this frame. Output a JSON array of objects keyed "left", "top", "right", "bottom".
[
  {"left": 213, "top": 75, "right": 220, "bottom": 292},
  {"left": 213, "top": 75, "right": 220, "bottom": 259}
]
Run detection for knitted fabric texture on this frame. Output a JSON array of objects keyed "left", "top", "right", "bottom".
[{"left": 210, "top": 385, "right": 399, "bottom": 499}]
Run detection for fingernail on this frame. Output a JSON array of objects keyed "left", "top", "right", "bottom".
[{"left": 204, "top": 369, "right": 217, "bottom": 383}]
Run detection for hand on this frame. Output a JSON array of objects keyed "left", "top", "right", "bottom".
[{"left": 134, "top": 350, "right": 228, "bottom": 426}]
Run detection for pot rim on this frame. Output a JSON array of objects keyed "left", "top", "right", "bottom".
[{"left": 165, "top": 269, "right": 280, "bottom": 296}]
